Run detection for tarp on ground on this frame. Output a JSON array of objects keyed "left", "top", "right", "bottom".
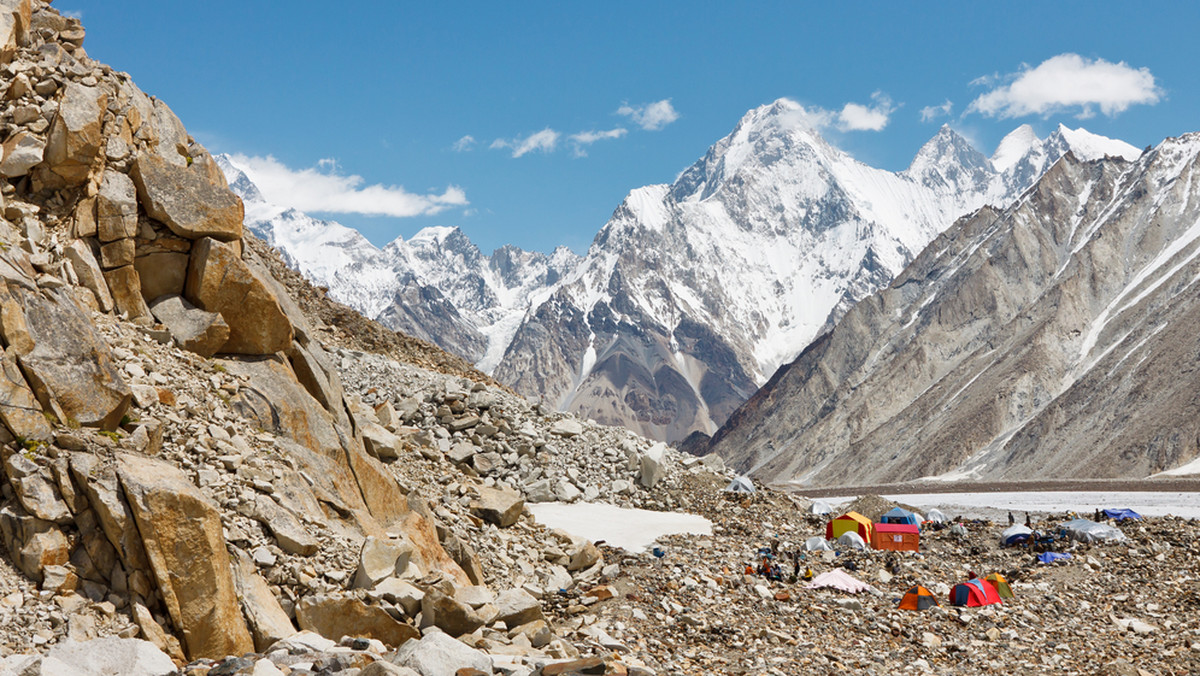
[
  {"left": 810, "top": 500, "right": 833, "bottom": 516},
  {"left": 1102, "top": 508, "right": 1142, "bottom": 521},
  {"left": 837, "top": 531, "right": 867, "bottom": 550},
  {"left": 949, "top": 578, "right": 1003, "bottom": 607},
  {"left": 926, "top": 508, "right": 948, "bottom": 523},
  {"left": 880, "top": 507, "right": 920, "bottom": 526},
  {"left": 1037, "top": 551, "right": 1072, "bottom": 564},
  {"left": 949, "top": 523, "right": 968, "bottom": 536},
  {"left": 806, "top": 569, "right": 874, "bottom": 594},
  {"left": 1000, "top": 523, "right": 1033, "bottom": 546},
  {"left": 1062, "top": 519, "right": 1128, "bottom": 544},
  {"left": 899, "top": 585, "right": 940, "bottom": 611},
  {"left": 722, "top": 476, "right": 756, "bottom": 493},
  {"left": 803, "top": 536, "right": 833, "bottom": 551}
]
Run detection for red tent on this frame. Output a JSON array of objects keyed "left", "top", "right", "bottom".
[{"left": 949, "top": 579, "right": 1003, "bottom": 607}]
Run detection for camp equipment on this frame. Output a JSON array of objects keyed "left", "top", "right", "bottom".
[
  {"left": 826, "top": 511, "right": 873, "bottom": 543},
  {"left": 984, "top": 573, "right": 1013, "bottom": 598},
  {"left": 872, "top": 523, "right": 919, "bottom": 552},
  {"left": 810, "top": 500, "right": 833, "bottom": 516},
  {"left": 949, "top": 579, "right": 1003, "bottom": 607},
  {"left": 803, "top": 536, "right": 833, "bottom": 551},
  {"left": 925, "top": 508, "right": 948, "bottom": 524},
  {"left": 899, "top": 585, "right": 939, "bottom": 610},
  {"left": 1102, "top": 508, "right": 1141, "bottom": 521},
  {"left": 723, "top": 476, "right": 756, "bottom": 493},
  {"left": 806, "top": 569, "right": 873, "bottom": 594},
  {"left": 837, "top": 531, "right": 867, "bottom": 550},
  {"left": 1000, "top": 523, "right": 1033, "bottom": 546},
  {"left": 1037, "top": 551, "right": 1072, "bottom": 564},
  {"left": 1061, "top": 519, "right": 1127, "bottom": 544},
  {"left": 880, "top": 507, "right": 920, "bottom": 526}
]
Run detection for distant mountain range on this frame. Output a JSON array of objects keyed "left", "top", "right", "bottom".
[
  {"left": 709, "top": 131, "right": 1200, "bottom": 487},
  {"left": 220, "top": 98, "right": 1139, "bottom": 445}
]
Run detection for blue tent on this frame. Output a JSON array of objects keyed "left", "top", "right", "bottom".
[
  {"left": 1102, "top": 508, "right": 1141, "bottom": 521},
  {"left": 1000, "top": 523, "right": 1033, "bottom": 546},
  {"left": 880, "top": 507, "right": 920, "bottom": 526},
  {"left": 1037, "top": 552, "right": 1072, "bottom": 564}
]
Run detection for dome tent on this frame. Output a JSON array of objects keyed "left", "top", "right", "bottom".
[
  {"left": 803, "top": 536, "right": 834, "bottom": 551},
  {"left": 949, "top": 579, "right": 1003, "bottom": 607},
  {"left": 837, "top": 531, "right": 867, "bottom": 550},
  {"left": 722, "top": 476, "right": 756, "bottom": 493}
]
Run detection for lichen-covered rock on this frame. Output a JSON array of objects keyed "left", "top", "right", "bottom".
[
  {"left": 185, "top": 237, "right": 291, "bottom": 354},
  {"left": 130, "top": 152, "right": 243, "bottom": 241}
]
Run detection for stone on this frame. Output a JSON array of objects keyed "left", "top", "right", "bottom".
[
  {"left": 99, "top": 238, "right": 135, "bottom": 269},
  {"left": 550, "top": 418, "right": 583, "bottom": 437},
  {"left": 362, "top": 422, "right": 401, "bottom": 461},
  {"left": 103, "top": 265, "right": 153, "bottom": 321},
  {"left": 0, "top": 0, "right": 29, "bottom": 66},
  {"left": 421, "top": 587, "right": 485, "bottom": 637},
  {"left": 296, "top": 593, "right": 420, "bottom": 648},
  {"left": 638, "top": 443, "right": 668, "bottom": 489},
  {"left": 44, "top": 637, "right": 176, "bottom": 676},
  {"left": 470, "top": 486, "right": 524, "bottom": 528},
  {"left": 134, "top": 252, "right": 190, "bottom": 302},
  {"left": 231, "top": 555, "right": 297, "bottom": 652},
  {"left": 354, "top": 536, "right": 414, "bottom": 589},
  {"left": 567, "top": 541, "right": 600, "bottom": 572},
  {"left": 5, "top": 453, "right": 71, "bottom": 523},
  {"left": 539, "top": 658, "right": 609, "bottom": 676},
  {"left": 287, "top": 339, "right": 347, "bottom": 424},
  {"left": 1, "top": 272, "right": 132, "bottom": 428},
  {"left": 0, "top": 130, "right": 44, "bottom": 177},
  {"left": 42, "top": 83, "right": 107, "bottom": 186},
  {"left": 554, "top": 480, "right": 581, "bottom": 503},
  {"left": 148, "top": 294, "right": 230, "bottom": 358},
  {"left": 96, "top": 170, "right": 138, "bottom": 242},
  {"left": 509, "top": 619, "right": 552, "bottom": 648},
  {"left": 185, "top": 238, "right": 292, "bottom": 354},
  {"left": 0, "top": 346, "right": 53, "bottom": 441},
  {"left": 391, "top": 632, "right": 493, "bottom": 676},
  {"left": 117, "top": 452, "right": 254, "bottom": 660},
  {"left": 447, "top": 442, "right": 475, "bottom": 465},
  {"left": 360, "top": 663, "right": 420, "bottom": 676},
  {"left": 131, "top": 602, "right": 186, "bottom": 663},
  {"left": 0, "top": 505, "right": 68, "bottom": 582},
  {"left": 130, "top": 152, "right": 243, "bottom": 241},
  {"left": 63, "top": 240, "right": 113, "bottom": 312},
  {"left": 374, "top": 578, "right": 424, "bottom": 617},
  {"left": 471, "top": 451, "right": 502, "bottom": 475},
  {"left": 69, "top": 453, "right": 150, "bottom": 574},
  {"left": 493, "top": 588, "right": 543, "bottom": 628},
  {"left": 252, "top": 497, "right": 320, "bottom": 556},
  {"left": 439, "top": 531, "right": 485, "bottom": 587},
  {"left": 524, "top": 479, "right": 555, "bottom": 503}
]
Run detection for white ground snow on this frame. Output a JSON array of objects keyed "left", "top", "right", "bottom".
[
  {"left": 527, "top": 503, "right": 713, "bottom": 553},
  {"left": 824, "top": 491, "right": 1200, "bottom": 521}
]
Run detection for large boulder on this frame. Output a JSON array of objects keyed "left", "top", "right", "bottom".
[
  {"left": 43, "top": 637, "right": 176, "bottom": 676},
  {"left": 391, "top": 632, "right": 492, "bottom": 676},
  {"left": 0, "top": 504, "right": 68, "bottom": 582},
  {"left": 117, "top": 453, "right": 254, "bottom": 660},
  {"left": 296, "top": 594, "right": 419, "bottom": 648},
  {"left": 42, "top": 82, "right": 106, "bottom": 186},
  {"left": 492, "top": 588, "right": 543, "bottom": 628},
  {"left": 638, "top": 442, "right": 668, "bottom": 489},
  {"left": 96, "top": 170, "right": 138, "bottom": 242},
  {"left": 130, "top": 153, "right": 243, "bottom": 241},
  {"left": 134, "top": 252, "right": 190, "bottom": 302},
  {"left": 420, "top": 587, "right": 485, "bottom": 637},
  {"left": 0, "top": 0, "right": 30, "bottom": 65},
  {"left": 230, "top": 555, "right": 297, "bottom": 652},
  {"left": 63, "top": 240, "right": 113, "bottom": 312},
  {"left": 0, "top": 130, "right": 43, "bottom": 177},
  {"left": 353, "top": 536, "right": 414, "bottom": 589},
  {"left": 0, "top": 347, "right": 52, "bottom": 441},
  {"left": 185, "top": 238, "right": 292, "bottom": 354},
  {"left": 0, "top": 264, "right": 131, "bottom": 428},
  {"left": 102, "top": 265, "right": 153, "bottom": 321},
  {"left": 469, "top": 486, "right": 524, "bottom": 528},
  {"left": 148, "top": 294, "right": 230, "bottom": 358}
]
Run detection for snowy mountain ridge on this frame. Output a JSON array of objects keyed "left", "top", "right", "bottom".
[{"left": 219, "top": 100, "right": 1140, "bottom": 445}]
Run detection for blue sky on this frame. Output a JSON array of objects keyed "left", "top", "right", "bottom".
[{"left": 69, "top": 2, "right": 1198, "bottom": 255}]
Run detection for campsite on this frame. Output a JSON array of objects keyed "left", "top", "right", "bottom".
[{"left": 550, "top": 473, "right": 1200, "bottom": 675}]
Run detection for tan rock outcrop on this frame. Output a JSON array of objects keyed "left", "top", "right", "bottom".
[
  {"left": 98, "top": 238, "right": 134, "bottom": 269},
  {"left": 42, "top": 82, "right": 106, "bottom": 186},
  {"left": 148, "top": 294, "right": 229, "bottom": 358},
  {"left": 296, "top": 594, "right": 419, "bottom": 648},
  {"left": 134, "top": 252, "right": 189, "bottom": 302},
  {"left": 130, "top": 153, "right": 243, "bottom": 241},
  {"left": 102, "top": 265, "right": 152, "bottom": 321},
  {"left": 63, "top": 240, "right": 112, "bottom": 312},
  {"left": 0, "top": 504, "right": 67, "bottom": 582},
  {"left": 96, "top": 170, "right": 138, "bottom": 242},
  {"left": 231, "top": 555, "right": 297, "bottom": 652},
  {"left": 186, "top": 237, "right": 292, "bottom": 354},
  {"left": 0, "top": 130, "right": 43, "bottom": 177},
  {"left": 0, "top": 347, "right": 52, "bottom": 441},
  {"left": 0, "top": 0, "right": 30, "bottom": 65},
  {"left": 116, "top": 452, "right": 254, "bottom": 660}
]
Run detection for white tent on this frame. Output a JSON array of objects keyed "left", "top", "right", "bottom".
[
  {"left": 1062, "top": 518, "right": 1128, "bottom": 544},
  {"left": 810, "top": 500, "right": 833, "bottom": 516},
  {"left": 722, "top": 476, "right": 756, "bottom": 493},
  {"left": 805, "top": 569, "right": 874, "bottom": 594},
  {"left": 803, "top": 536, "right": 834, "bottom": 551},
  {"left": 926, "top": 508, "right": 948, "bottom": 523},
  {"left": 1000, "top": 523, "right": 1033, "bottom": 546},
  {"left": 837, "top": 531, "right": 867, "bottom": 550}
]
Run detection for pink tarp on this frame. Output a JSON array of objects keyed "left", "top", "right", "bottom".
[{"left": 804, "top": 568, "right": 874, "bottom": 594}]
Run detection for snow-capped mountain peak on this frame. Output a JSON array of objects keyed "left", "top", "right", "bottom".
[{"left": 991, "top": 124, "right": 1040, "bottom": 172}]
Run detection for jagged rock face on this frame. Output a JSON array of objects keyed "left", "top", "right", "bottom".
[{"left": 710, "top": 135, "right": 1200, "bottom": 486}]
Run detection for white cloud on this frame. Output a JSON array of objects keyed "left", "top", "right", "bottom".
[
  {"left": 490, "top": 128, "right": 561, "bottom": 157},
  {"left": 919, "top": 99, "right": 954, "bottom": 122},
  {"left": 59, "top": 9, "right": 82, "bottom": 19},
  {"left": 568, "top": 127, "right": 627, "bottom": 156},
  {"left": 835, "top": 91, "right": 896, "bottom": 131},
  {"left": 227, "top": 154, "right": 466, "bottom": 218},
  {"left": 617, "top": 99, "right": 680, "bottom": 131},
  {"left": 967, "top": 54, "right": 1162, "bottom": 119},
  {"left": 452, "top": 135, "right": 476, "bottom": 152}
]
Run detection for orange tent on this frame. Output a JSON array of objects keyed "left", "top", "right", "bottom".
[
  {"left": 825, "top": 511, "right": 873, "bottom": 543},
  {"left": 985, "top": 573, "right": 1013, "bottom": 598},
  {"left": 872, "top": 523, "right": 919, "bottom": 552},
  {"left": 899, "top": 585, "right": 939, "bottom": 610}
]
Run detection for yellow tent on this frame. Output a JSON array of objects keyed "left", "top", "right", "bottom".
[
  {"left": 985, "top": 572, "right": 1013, "bottom": 598},
  {"left": 825, "top": 511, "right": 873, "bottom": 544}
]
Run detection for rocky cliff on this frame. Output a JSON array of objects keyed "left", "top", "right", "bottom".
[{"left": 709, "top": 135, "right": 1200, "bottom": 486}]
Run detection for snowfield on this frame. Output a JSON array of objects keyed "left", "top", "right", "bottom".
[{"left": 527, "top": 502, "right": 713, "bottom": 553}]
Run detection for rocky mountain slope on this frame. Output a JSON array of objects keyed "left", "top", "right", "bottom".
[
  {"left": 708, "top": 133, "right": 1200, "bottom": 487},
  {"left": 495, "top": 107, "right": 1139, "bottom": 444}
]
